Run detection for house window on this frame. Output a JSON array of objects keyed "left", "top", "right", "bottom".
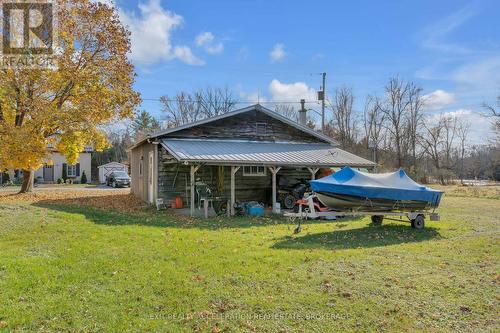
[
  {"left": 255, "top": 122, "right": 267, "bottom": 135},
  {"left": 67, "top": 165, "right": 77, "bottom": 177},
  {"left": 139, "top": 156, "right": 143, "bottom": 176},
  {"left": 243, "top": 166, "right": 267, "bottom": 176}
]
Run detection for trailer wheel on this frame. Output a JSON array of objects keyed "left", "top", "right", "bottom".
[
  {"left": 412, "top": 215, "right": 425, "bottom": 229},
  {"left": 371, "top": 215, "right": 383, "bottom": 226}
]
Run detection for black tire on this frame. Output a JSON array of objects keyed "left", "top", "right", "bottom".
[
  {"left": 371, "top": 215, "right": 383, "bottom": 225},
  {"left": 412, "top": 215, "right": 425, "bottom": 229},
  {"left": 282, "top": 194, "right": 296, "bottom": 210},
  {"left": 214, "top": 201, "right": 228, "bottom": 216}
]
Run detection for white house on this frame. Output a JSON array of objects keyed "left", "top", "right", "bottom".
[
  {"left": 98, "top": 162, "right": 128, "bottom": 183},
  {"left": 33, "top": 149, "right": 92, "bottom": 183}
]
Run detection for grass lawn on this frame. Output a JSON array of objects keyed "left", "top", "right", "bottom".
[{"left": 0, "top": 189, "right": 498, "bottom": 332}]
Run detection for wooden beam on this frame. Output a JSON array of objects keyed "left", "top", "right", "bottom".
[
  {"left": 190, "top": 164, "right": 201, "bottom": 217},
  {"left": 307, "top": 167, "right": 320, "bottom": 180},
  {"left": 268, "top": 166, "right": 282, "bottom": 213},
  {"left": 230, "top": 166, "right": 240, "bottom": 216}
]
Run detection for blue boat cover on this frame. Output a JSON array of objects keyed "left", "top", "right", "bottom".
[{"left": 310, "top": 167, "right": 443, "bottom": 206}]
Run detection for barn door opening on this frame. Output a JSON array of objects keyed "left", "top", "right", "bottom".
[{"left": 148, "top": 151, "right": 154, "bottom": 203}]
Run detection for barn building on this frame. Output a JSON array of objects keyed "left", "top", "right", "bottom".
[{"left": 128, "top": 104, "right": 375, "bottom": 216}]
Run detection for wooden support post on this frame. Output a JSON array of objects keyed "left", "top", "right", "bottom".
[
  {"left": 230, "top": 166, "right": 240, "bottom": 216},
  {"left": 190, "top": 164, "right": 201, "bottom": 217},
  {"left": 307, "top": 167, "right": 320, "bottom": 180},
  {"left": 268, "top": 166, "right": 282, "bottom": 213}
]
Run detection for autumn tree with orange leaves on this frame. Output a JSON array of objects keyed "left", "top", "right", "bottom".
[{"left": 0, "top": 0, "right": 140, "bottom": 193}]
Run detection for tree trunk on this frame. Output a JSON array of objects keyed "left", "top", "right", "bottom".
[{"left": 19, "top": 169, "right": 34, "bottom": 193}]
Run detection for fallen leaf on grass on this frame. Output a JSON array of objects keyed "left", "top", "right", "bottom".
[
  {"left": 459, "top": 306, "right": 471, "bottom": 313},
  {"left": 193, "top": 275, "right": 205, "bottom": 282},
  {"left": 340, "top": 292, "right": 352, "bottom": 298}
]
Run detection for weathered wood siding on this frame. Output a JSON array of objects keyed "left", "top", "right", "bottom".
[
  {"left": 167, "top": 110, "right": 325, "bottom": 143},
  {"left": 130, "top": 142, "right": 155, "bottom": 202},
  {"left": 157, "top": 147, "right": 315, "bottom": 206}
]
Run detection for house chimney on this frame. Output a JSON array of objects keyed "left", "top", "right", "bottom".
[{"left": 298, "top": 99, "right": 307, "bottom": 126}]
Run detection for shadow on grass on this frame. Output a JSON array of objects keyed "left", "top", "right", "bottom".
[
  {"left": 272, "top": 224, "right": 440, "bottom": 250},
  {"left": 33, "top": 198, "right": 339, "bottom": 230}
]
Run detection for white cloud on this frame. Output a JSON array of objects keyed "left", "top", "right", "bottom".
[
  {"left": 423, "top": 90, "right": 456, "bottom": 110},
  {"left": 195, "top": 31, "right": 224, "bottom": 54},
  {"left": 268, "top": 79, "right": 316, "bottom": 102},
  {"left": 239, "top": 91, "right": 267, "bottom": 104},
  {"left": 420, "top": 6, "right": 476, "bottom": 54},
  {"left": 427, "top": 109, "right": 492, "bottom": 144},
  {"left": 269, "top": 43, "right": 286, "bottom": 62},
  {"left": 119, "top": 0, "right": 203, "bottom": 66},
  {"left": 173, "top": 46, "right": 205, "bottom": 66},
  {"left": 452, "top": 56, "right": 500, "bottom": 88}
]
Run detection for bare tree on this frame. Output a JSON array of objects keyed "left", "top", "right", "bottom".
[
  {"left": 160, "top": 92, "right": 203, "bottom": 128},
  {"left": 456, "top": 120, "right": 471, "bottom": 183},
  {"left": 381, "top": 77, "right": 413, "bottom": 168},
  {"left": 406, "top": 83, "right": 425, "bottom": 172},
  {"left": 482, "top": 95, "right": 500, "bottom": 142},
  {"left": 363, "top": 95, "right": 385, "bottom": 164},
  {"left": 442, "top": 115, "right": 458, "bottom": 169},
  {"left": 328, "top": 86, "right": 357, "bottom": 149},
  {"left": 275, "top": 104, "right": 298, "bottom": 122},
  {"left": 160, "top": 87, "right": 237, "bottom": 127},
  {"left": 420, "top": 117, "right": 445, "bottom": 184},
  {"left": 197, "top": 86, "right": 238, "bottom": 118}
]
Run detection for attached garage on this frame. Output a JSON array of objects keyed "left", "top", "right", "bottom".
[{"left": 98, "top": 162, "right": 128, "bottom": 184}]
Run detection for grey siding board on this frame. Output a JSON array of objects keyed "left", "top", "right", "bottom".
[{"left": 130, "top": 142, "right": 154, "bottom": 202}]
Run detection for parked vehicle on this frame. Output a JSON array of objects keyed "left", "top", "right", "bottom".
[
  {"left": 277, "top": 176, "right": 311, "bottom": 210},
  {"left": 106, "top": 171, "right": 131, "bottom": 188}
]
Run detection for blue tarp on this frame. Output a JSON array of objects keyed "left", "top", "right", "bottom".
[{"left": 310, "top": 167, "right": 443, "bottom": 206}]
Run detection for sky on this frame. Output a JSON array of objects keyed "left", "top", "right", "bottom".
[{"left": 105, "top": 0, "right": 499, "bottom": 144}]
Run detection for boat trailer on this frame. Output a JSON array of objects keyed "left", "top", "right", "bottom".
[{"left": 284, "top": 194, "right": 440, "bottom": 233}]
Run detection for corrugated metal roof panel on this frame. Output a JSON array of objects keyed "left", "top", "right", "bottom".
[{"left": 161, "top": 139, "right": 376, "bottom": 167}]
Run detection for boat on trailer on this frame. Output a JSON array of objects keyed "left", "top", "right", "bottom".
[
  {"left": 284, "top": 167, "right": 443, "bottom": 232},
  {"left": 309, "top": 167, "right": 443, "bottom": 212}
]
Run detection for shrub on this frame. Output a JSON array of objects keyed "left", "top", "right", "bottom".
[
  {"left": 57, "top": 178, "right": 63, "bottom": 184},
  {"left": 0, "top": 171, "right": 10, "bottom": 184},
  {"left": 80, "top": 171, "right": 88, "bottom": 184},
  {"left": 62, "top": 164, "right": 68, "bottom": 182}
]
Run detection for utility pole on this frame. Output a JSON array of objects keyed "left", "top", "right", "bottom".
[{"left": 320, "top": 72, "right": 326, "bottom": 133}]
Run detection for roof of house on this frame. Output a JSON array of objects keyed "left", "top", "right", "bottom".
[
  {"left": 129, "top": 104, "right": 337, "bottom": 150},
  {"left": 97, "top": 162, "right": 127, "bottom": 168},
  {"left": 160, "top": 139, "right": 376, "bottom": 167}
]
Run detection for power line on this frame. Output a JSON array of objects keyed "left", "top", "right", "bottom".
[{"left": 141, "top": 98, "right": 321, "bottom": 105}]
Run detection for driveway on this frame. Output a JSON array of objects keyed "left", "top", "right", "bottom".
[{"left": 0, "top": 184, "right": 131, "bottom": 193}]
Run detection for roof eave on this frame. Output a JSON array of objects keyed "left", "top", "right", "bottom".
[{"left": 172, "top": 158, "right": 375, "bottom": 168}]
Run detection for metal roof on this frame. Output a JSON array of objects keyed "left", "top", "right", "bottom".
[
  {"left": 129, "top": 104, "right": 337, "bottom": 150},
  {"left": 160, "top": 139, "right": 376, "bottom": 167}
]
